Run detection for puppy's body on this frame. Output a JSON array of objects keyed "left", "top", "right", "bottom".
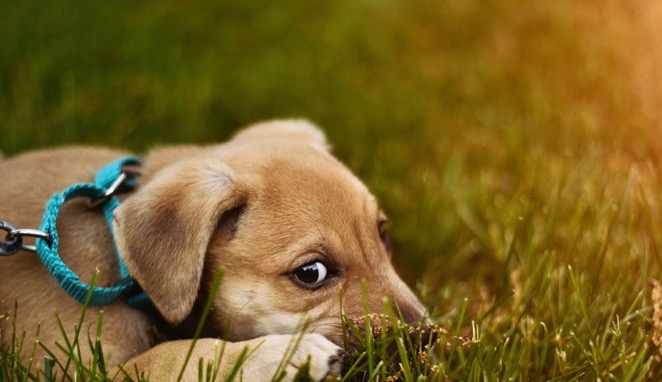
[{"left": 0, "top": 120, "right": 424, "bottom": 381}]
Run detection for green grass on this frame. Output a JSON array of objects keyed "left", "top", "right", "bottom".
[{"left": 3, "top": 0, "right": 662, "bottom": 380}]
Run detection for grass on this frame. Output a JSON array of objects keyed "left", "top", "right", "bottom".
[{"left": 3, "top": 0, "right": 662, "bottom": 380}]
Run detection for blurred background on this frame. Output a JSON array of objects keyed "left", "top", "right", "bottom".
[{"left": 2, "top": 0, "right": 662, "bottom": 318}]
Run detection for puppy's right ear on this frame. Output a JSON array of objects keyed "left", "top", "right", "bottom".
[{"left": 113, "top": 158, "right": 246, "bottom": 324}]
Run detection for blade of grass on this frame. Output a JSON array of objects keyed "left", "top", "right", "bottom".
[
  {"left": 567, "top": 265, "right": 594, "bottom": 337},
  {"left": 176, "top": 267, "right": 225, "bottom": 382}
]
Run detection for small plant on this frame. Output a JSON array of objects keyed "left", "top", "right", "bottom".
[{"left": 341, "top": 312, "right": 465, "bottom": 382}]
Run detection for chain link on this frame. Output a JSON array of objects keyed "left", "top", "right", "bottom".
[{"left": 0, "top": 221, "right": 51, "bottom": 255}]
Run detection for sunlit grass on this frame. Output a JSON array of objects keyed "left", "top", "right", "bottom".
[{"left": 2, "top": 0, "right": 662, "bottom": 380}]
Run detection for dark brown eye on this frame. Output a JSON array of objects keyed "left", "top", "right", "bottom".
[
  {"left": 294, "top": 261, "right": 328, "bottom": 286},
  {"left": 378, "top": 220, "right": 390, "bottom": 251}
]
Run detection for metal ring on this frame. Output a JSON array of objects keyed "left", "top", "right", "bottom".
[
  {"left": 8, "top": 228, "right": 51, "bottom": 252},
  {"left": 9, "top": 228, "right": 52, "bottom": 241}
]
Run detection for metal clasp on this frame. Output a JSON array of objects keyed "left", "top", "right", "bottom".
[{"left": 0, "top": 221, "right": 51, "bottom": 255}]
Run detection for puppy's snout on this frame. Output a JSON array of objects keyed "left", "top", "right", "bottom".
[{"left": 386, "top": 276, "right": 427, "bottom": 323}]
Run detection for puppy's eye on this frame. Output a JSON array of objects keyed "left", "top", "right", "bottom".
[
  {"left": 294, "top": 261, "right": 328, "bottom": 286},
  {"left": 378, "top": 220, "right": 390, "bottom": 251}
]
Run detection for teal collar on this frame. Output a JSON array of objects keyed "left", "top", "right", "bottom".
[{"left": 36, "top": 157, "right": 153, "bottom": 310}]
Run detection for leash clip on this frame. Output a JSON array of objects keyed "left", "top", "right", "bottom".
[{"left": 0, "top": 221, "right": 51, "bottom": 255}]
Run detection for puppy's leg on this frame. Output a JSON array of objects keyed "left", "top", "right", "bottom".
[{"left": 116, "top": 334, "right": 343, "bottom": 382}]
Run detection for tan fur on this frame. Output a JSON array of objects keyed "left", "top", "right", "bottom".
[{"left": 0, "top": 120, "right": 425, "bottom": 381}]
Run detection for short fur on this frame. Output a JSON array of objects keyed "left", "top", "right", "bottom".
[{"left": 0, "top": 120, "right": 425, "bottom": 381}]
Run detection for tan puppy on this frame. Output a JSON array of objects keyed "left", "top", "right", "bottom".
[{"left": 0, "top": 120, "right": 426, "bottom": 381}]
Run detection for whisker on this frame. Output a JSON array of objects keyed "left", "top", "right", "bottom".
[{"left": 225, "top": 295, "right": 257, "bottom": 332}]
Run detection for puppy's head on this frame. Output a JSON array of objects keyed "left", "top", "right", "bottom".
[{"left": 114, "top": 120, "right": 425, "bottom": 344}]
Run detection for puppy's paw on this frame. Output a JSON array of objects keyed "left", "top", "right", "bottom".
[
  {"left": 288, "top": 333, "right": 343, "bottom": 381},
  {"left": 244, "top": 333, "right": 343, "bottom": 382}
]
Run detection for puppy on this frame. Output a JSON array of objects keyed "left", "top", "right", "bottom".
[{"left": 0, "top": 120, "right": 426, "bottom": 381}]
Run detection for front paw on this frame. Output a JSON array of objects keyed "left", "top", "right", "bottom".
[
  {"left": 244, "top": 333, "right": 343, "bottom": 382},
  {"left": 288, "top": 333, "right": 344, "bottom": 380}
]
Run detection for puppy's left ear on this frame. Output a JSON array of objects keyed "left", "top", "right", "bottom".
[{"left": 113, "top": 158, "right": 246, "bottom": 324}]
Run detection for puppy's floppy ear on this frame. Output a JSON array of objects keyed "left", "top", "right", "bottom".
[
  {"left": 231, "top": 119, "right": 331, "bottom": 152},
  {"left": 113, "top": 158, "right": 245, "bottom": 324}
]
